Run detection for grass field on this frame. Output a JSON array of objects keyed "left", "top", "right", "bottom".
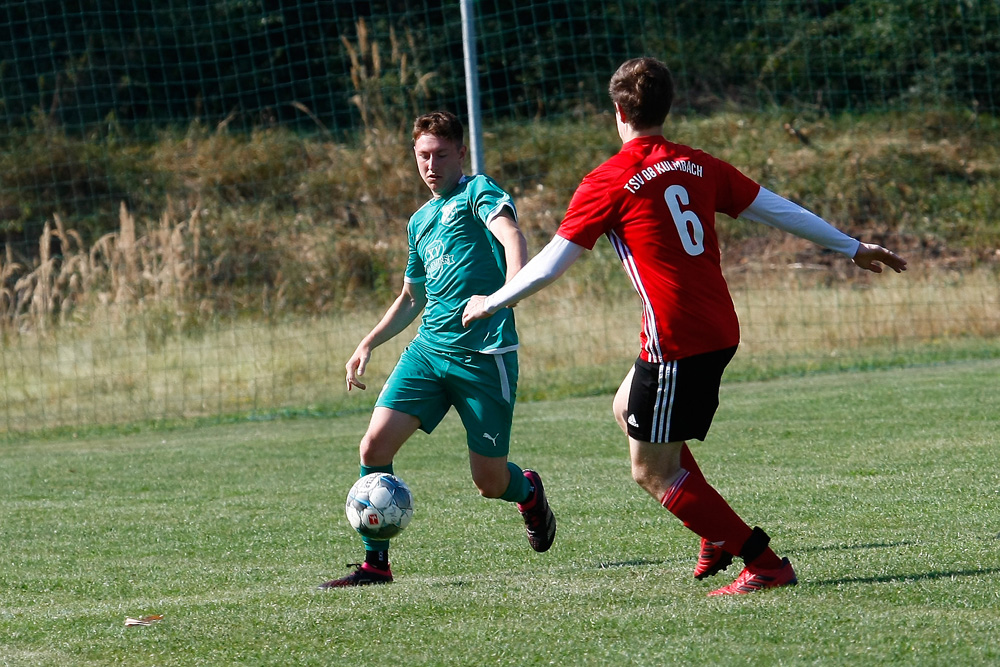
[{"left": 2, "top": 359, "right": 999, "bottom": 666}]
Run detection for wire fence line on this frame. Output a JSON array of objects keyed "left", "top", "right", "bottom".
[{"left": 2, "top": 1, "right": 998, "bottom": 435}]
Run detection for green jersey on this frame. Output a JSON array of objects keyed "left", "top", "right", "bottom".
[{"left": 405, "top": 174, "right": 518, "bottom": 353}]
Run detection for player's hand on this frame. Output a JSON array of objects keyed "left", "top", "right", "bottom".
[
  {"left": 852, "top": 242, "right": 908, "bottom": 274},
  {"left": 345, "top": 348, "right": 370, "bottom": 391},
  {"left": 462, "top": 295, "right": 490, "bottom": 327}
]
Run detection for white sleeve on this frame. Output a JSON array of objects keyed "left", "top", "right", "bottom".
[
  {"left": 485, "top": 203, "right": 516, "bottom": 231},
  {"left": 741, "top": 187, "right": 860, "bottom": 257},
  {"left": 482, "top": 235, "right": 586, "bottom": 314}
]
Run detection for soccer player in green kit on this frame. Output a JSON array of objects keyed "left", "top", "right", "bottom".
[{"left": 320, "top": 111, "right": 556, "bottom": 588}]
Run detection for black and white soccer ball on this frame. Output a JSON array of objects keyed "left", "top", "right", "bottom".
[{"left": 345, "top": 473, "right": 414, "bottom": 539}]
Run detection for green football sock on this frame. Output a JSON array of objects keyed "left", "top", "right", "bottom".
[
  {"left": 359, "top": 463, "right": 394, "bottom": 551},
  {"left": 500, "top": 461, "right": 531, "bottom": 503},
  {"left": 360, "top": 463, "right": 393, "bottom": 477}
]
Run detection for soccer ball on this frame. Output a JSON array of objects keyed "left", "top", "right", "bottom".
[{"left": 345, "top": 473, "right": 414, "bottom": 540}]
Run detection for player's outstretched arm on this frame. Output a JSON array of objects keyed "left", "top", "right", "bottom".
[
  {"left": 742, "top": 188, "right": 907, "bottom": 275},
  {"left": 852, "top": 242, "right": 908, "bottom": 274},
  {"left": 346, "top": 280, "right": 427, "bottom": 391},
  {"left": 462, "top": 235, "right": 585, "bottom": 326}
]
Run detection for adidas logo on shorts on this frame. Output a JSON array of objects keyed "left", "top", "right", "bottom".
[{"left": 627, "top": 414, "right": 639, "bottom": 428}]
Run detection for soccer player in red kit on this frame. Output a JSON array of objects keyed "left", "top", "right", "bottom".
[{"left": 463, "top": 57, "right": 907, "bottom": 595}]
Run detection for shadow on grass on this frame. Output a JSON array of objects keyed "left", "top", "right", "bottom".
[
  {"left": 586, "top": 540, "right": 1000, "bottom": 585},
  {"left": 591, "top": 541, "right": 916, "bottom": 571},
  {"left": 797, "top": 540, "right": 1000, "bottom": 587},
  {"left": 798, "top": 540, "right": 916, "bottom": 553},
  {"left": 593, "top": 559, "right": 665, "bottom": 569},
  {"left": 808, "top": 567, "right": 1000, "bottom": 587}
]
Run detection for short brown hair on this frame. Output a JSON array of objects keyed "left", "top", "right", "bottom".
[
  {"left": 412, "top": 111, "right": 464, "bottom": 146},
  {"left": 608, "top": 58, "right": 674, "bottom": 130}
]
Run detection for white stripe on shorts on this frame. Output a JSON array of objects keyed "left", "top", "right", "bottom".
[
  {"left": 493, "top": 354, "right": 512, "bottom": 404},
  {"left": 651, "top": 360, "right": 677, "bottom": 442}
]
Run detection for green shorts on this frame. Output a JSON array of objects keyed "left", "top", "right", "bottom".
[{"left": 376, "top": 337, "right": 519, "bottom": 457}]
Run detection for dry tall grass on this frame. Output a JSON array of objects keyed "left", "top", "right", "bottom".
[
  {"left": 3, "top": 244, "right": 997, "bottom": 435},
  {"left": 2, "top": 204, "right": 204, "bottom": 335},
  {"left": 3, "top": 106, "right": 999, "bottom": 434},
  {"left": 515, "top": 261, "right": 1000, "bottom": 386},
  {"left": 0, "top": 201, "right": 405, "bottom": 341}
]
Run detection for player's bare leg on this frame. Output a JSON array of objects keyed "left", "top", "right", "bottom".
[
  {"left": 359, "top": 407, "right": 420, "bottom": 467},
  {"left": 320, "top": 407, "right": 420, "bottom": 589},
  {"left": 469, "top": 451, "right": 512, "bottom": 498},
  {"left": 617, "top": 371, "right": 793, "bottom": 593},
  {"left": 468, "top": 451, "right": 555, "bottom": 553},
  {"left": 630, "top": 437, "right": 795, "bottom": 594}
]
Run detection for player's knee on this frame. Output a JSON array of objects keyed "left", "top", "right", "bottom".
[
  {"left": 630, "top": 460, "right": 671, "bottom": 497},
  {"left": 359, "top": 434, "right": 393, "bottom": 467},
  {"left": 630, "top": 462, "right": 651, "bottom": 489}
]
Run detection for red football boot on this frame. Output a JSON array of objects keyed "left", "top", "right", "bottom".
[{"left": 708, "top": 557, "right": 797, "bottom": 596}]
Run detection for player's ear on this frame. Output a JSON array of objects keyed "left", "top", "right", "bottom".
[{"left": 614, "top": 103, "right": 628, "bottom": 124}]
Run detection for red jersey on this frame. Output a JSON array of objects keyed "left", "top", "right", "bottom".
[{"left": 558, "top": 136, "right": 760, "bottom": 362}]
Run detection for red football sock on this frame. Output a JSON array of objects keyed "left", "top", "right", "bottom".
[
  {"left": 679, "top": 442, "right": 706, "bottom": 484},
  {"left": 662, "top": 444, "right": 782, "bottom": 569}
]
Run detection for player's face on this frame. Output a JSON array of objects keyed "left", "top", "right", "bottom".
[{"left": 414, "top": 133, "right": 466, "bottom": 197}]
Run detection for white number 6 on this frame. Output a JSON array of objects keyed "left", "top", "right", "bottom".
[{"left": 664, "top": 184, "right": 704, "bottom": 256}]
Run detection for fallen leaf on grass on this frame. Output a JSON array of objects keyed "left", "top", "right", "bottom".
[{"left": 125, "top": 614, "right": 164, "bottom": 627}]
